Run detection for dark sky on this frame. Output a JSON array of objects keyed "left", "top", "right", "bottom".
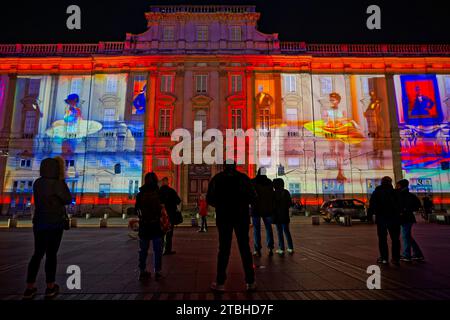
[{"left": 0, "top": 0, "right": 449, "bottom": 44}]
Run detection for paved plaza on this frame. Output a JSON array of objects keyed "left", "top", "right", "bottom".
[{"left": 1, "top": 217, "right": 450, "bottom": 300}]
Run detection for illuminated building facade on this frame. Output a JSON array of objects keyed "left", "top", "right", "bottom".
[{"left": 1, "top": 5, "right": 450, "bottom": 215}]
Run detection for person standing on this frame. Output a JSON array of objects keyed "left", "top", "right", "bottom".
[
  {"left": 272, "top": 178, "right": 294, "bottom": 255},
  {"left": 251, "top": 168, "right": 274, "bottom": 257},
  {"left": 422, "top": 195, "right": 433, "bottom": 221},
  {"left": 396, "top": 179, "right": 425, "bottom": 262},
  {"left": 369, "top": 176, "right": 401, "bottom": 266},
  {"left": 136, "top": 172, "right": 164, "bottom": 281},
  {"left": 198, "top": 194, "right": 208, "bottom": 232},
  {"left": 23, "top": 158, "right": 72, "bottom": 300},
  {"left": 159, "top": 177, "right": 181, "bottom": 255},
  {"left": 207, "top": 161, "right": 257, "bottom": 292}
]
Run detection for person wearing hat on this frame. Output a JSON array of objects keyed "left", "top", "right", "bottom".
[{"left": 64, "top": 93, "right": 82, "bottom": 125}]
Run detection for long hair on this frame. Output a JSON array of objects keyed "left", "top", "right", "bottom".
[{"left": 144, "top": 172, "right": 159, "bottom": 188}]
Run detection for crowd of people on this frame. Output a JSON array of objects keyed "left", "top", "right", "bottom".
[{"left": 22, "top": 158, "right": 428, "bottom": 299}]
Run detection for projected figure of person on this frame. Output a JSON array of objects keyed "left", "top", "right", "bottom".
[
  {"left": 63, "top": 93, "right": 82, "bottom": 136},
  {"left": 364, "top": 91, "right": 381, "bottom": 138},
  {"left": 411, "top": 86, "right": 434, "bottom": 117},
  {"left": 132, "top": 85, "right": 146, "bottom": 115}
]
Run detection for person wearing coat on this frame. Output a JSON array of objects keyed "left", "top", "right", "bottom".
[
  {"left": 23, "top": 158, "right": 72, "bottom": 300},
  {"left": 396, "top": 179, "right": 425, "bottom": 262},
  {"left": 159, "top": 177, "right": 181, "bottom": 255},
  {"left": 272, "top": 178, "right": 294, "bottom": 255}
]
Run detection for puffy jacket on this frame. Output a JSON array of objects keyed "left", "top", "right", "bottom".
[
  {"left": 33, "top": 158, "right": 72, "bottom": 228},
  {"left": 251, "top": 175, "right": 274, "bottom": 217},
  {"left": 135, "top": 184, "right": 163, "bottom": 239},
  {"left": 369, "top": 183, "right": 400, "bottom": 225},
  {"left": 159, "top": 185, "right": 181, "bottom": 224},
  {"left": 397, "top": 188, "right": 422, "bottom": 224},
  {"left": 272, "top": 189, "right": 292, "bottom": 225}
]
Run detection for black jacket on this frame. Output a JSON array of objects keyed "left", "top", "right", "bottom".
[
  {"left": 397, "top": 188, "right": 422, "bottom": 224},
  {"left": 33, "top": 158, "right": 72, "bottom": 227},
  {"left": 159, "top": 185, "right": 181, "bottom": 224},
  {"left": 368, "top": 184, "right": 400, "bottom": 225},
  {"left": 272, "top": 189, "right": 292, "bottom": 225},
  {"left": 206, "top": 168, "right": 256, "bottom": 222},
  {"left": 251, "top": 175, "right": 274, "bottom": 217},
  {"left": 135, "top": 184, "right": 163, "bottom": 239}
]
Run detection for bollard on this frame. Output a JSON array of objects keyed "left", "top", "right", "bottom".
[
  {"left": 312, "top": 216, "right": 320, "bottom": 225},
  {"left": 7, "top": 218, "right": 18, "bottom": 228},
  {"left": 70, "top": 218, "right": 77, "bottom": 228},
  {"left": 99, "top": 218, "right": 108, "bottom": 228},
  {"left": 103, "top": 213, "right": 109, "bottom": 220},
  {"left": 122, "top": 213, "right": 127, "bottom": 220},
  {"left": 339, "top": 216, "right": 352, "bottom": 226},
  {"left": 86, "top": 213, "right": 91, "bottom": 220}
]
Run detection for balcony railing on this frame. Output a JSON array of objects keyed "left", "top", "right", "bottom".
[{"left": 149, "top": 5, "right": 256, "bottom": 13}]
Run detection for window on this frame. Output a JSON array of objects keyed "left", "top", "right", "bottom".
[
  {"left": 157, "top": 158, "right": 169, "bottom": 168},
  {"left": 231, "top": 75, "right": 243, "bottom": 93},
  {"left": 196, "top": 26, "right": 209, "bottom": 41},
  {"left": 289, "top": 183, "right": 300, "bottom": 195},
  {"left": 361, "top": 77, "right": 370, "bottom": 96},
  {"left": 65, "top": 159, "right": 75, "bottom": 169},
  {"left": 231, "top": 109, "right": 243, "bottom": 130},
  {"left": 70, "top": 78, "right": 83, "bottom": 95},
  {"left": 445, "top": 76, "right": 450, "bottom": 95},
  {"left": 284, "top": 75, "right": 296, "bottom": 93},
  {"left": 162, "top": 26, "right": 175, "bottom": 41},
  {"left": 287, "top": 157, "right": 300, "bottom": 168},
  {"left": 195, "top": 75, "right": 208, "bottom": 94},
  {"left": 320, "top": 77, "right": 333, "bottom": 96},
  {"left": 286, "top": 108, "right": 299, "bottom": 136},
  {"left": 106, "top": 76, "right": 118, "bottom": 94},
  {"left": 194, "top": 109, "right": 208, "bottom": 132},
  {"left": 128, "top": 180, "right": 140, "bottom": 199},
  {"left": 98, "top": 184, "right": 111, "bottom": 199},
  {"left": 19, "top": 159, "right": 32, "bottom": 168},
  {"left": 160, "top": 75, "right": 174, "bottom": 93},
  {"left": 104, "top": 108, "right": 116, "bottom": 122},
  {"left": 159, "top": 108, "right": 171, "bottom": 136},
  {"left": 28, "top": 79, "right": 40, "bottom": 96},
  {"left": 230, "top": 26, "right": 242, "bottom": 41},
  {"left": 259, "top": 109, "right": 270, "bottom": 131},
  {"left": 24, "top": 111, "right": 36, "bottom": 135}
]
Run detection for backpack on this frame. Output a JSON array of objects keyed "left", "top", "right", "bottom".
[{"left": 137, "top": 190, "right": 162, "bottom": 225}]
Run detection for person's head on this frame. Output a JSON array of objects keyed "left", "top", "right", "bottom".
[
  {"left": 381, "top": 176, "right": 393, "bottom": 187},
  {"left": 199, "top": 194, "right": 205, "bottom": 200},
  {"left": 257, "top": 167, "right": 267, "bottom": 176},
  {"left": 53, "top": 156, "right": 66, "bottom": 180},
  {"left": 273, "top": 178, "right": 285, "bottom": 191},
  {"left": 144, "top": 172, "right": 158, "bottom": 187},
  {"left": 40, "top": 158, "right": 60, "bottom": 179},
  {"left": 161, "top": 177, "right": 169, "bottom": 186},
  {"left": 329, "top": 92, "right": 341, "bottom": 108},
  {"left": 224, "top": 159, "right": 236, "bottom": 172},
  {"left": 396, "top": 179, "right": 409, "bottom": 190},
  {"left": 65, "top": 93, "right": 80, "bottom": 107}
]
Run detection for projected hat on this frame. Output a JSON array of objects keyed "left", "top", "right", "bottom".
[{"left": 65, "top": 93, "right": 80, "bottom": 104}]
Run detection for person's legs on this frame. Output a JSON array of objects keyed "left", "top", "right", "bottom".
[
  {"left": 262, "top": 216, "right": 274, "bottom": 250},
  {"left": 388, "top": 224, "right": 401, "bottom": 262},
  {"left": 251, "top": 216, "right": 262, "bottom": 252},
  {"left": 376, "top": 223, "right": 389, "bottom": 260},
  {"left": 152, "top": 237, "right": 163, "bottom": 273},
  {"left": 401, "top": 223, "right": 412, "bottom": 259},
  {"left": 26, "top": 229, "right": 47, "bottom": 286},
  {"left": 234, "top": 220, "right": 255, "bottom": 285},
  {"left": 138, "top": 238, "right": 150, "bottom": 272},
  {"left": 216, "top": 221, "right": 233, "bottom": 285},
  {"left": 164, "top": 229, "right": 173, "bottom": 253},
  {"left": 204, "top": 216, "right": 208, "bottom": 231},
  {"left": 410, "top": 224, "right": 424, "bottom": 258},
  {"left": 44, "top": 229, "right": 63, "bottom": 285},
  {"left": 276, "top": 224, "right": 285, "bottom": 251},
  {"left": 283, "top": 224, "right": 294, "bottom": 250}
]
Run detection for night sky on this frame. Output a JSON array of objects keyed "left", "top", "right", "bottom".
[{"left": 0, "top": 0, "right": 449, "bottom": 44}]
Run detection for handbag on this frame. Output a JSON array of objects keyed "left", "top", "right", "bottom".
[
  {"left": 172, "top": 210, "right": 183, "bottom": 225},
  {"left": 160, "top": 206, "right": 172, "bottom": 234}
]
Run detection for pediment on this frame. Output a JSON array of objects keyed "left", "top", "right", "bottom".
[
  {"left": 191, "top": 94, "right": 213, "bottom": 106},
  {"left": 99, "top": 94, "right": 121, "bottom": 107},
  {"left": 157, "top": 93, "right": 177, "bottom": 106}
]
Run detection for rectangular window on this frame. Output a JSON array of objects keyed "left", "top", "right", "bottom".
[
  {"left": 231, "top": 109, "right": 243, "bottom": 129},
  {"left": 195, "top": 75, "right": 208, "bottom": 94},
  {"left": 163, "top": 26, "right": 175, "bottom": 41},
  {"left": 286, "top": 108, "right": 299, "bottom": 136},
  {"left": 70, "top": 78, "right": 83, "bottom": 95},
  {"left": 259, "top": 109, "right": 270, "bottom": 131},
  {"left": 361, "top": 77, "right": 370, "bottom": 96},
  {"left": 196, "top": 26, "right": 209, "bottom": 41},
  {"left": 106, "top": 76, "right": 118, "bottom": 94},
  {"left": 159, "top": 108, "right": 171, "bottom": 136},
  {"left": 160, "top": 75, "right": 174, "bottom": 93},
  {"left": 284, "top": 75, "right": 297, "bottom": 93},
  {"left": 230, "top": 26, "right": 242, "bottom": 41},
  {"left": 20, "top": 159, "right": 32, "bottom": 168},
  {"left": 24, "top": 111, "right": 36, "bottom": 135},
  {"left": 104, "top": 108, "right": 116, "bottom": 122},
  {"left": 287, "top": 157, "right": 300, "bottom": 168},
  {"left": 445, "top": 76, "right": 450, "bottom": 95},
  {"left": 289, "top": 183, "right": 300, "bottom": 195},
  {"left": 28, "top": 79, "right": 40, "bottom": 96},
  {"left": 231, "top": 75, "right": 242, "bottom": 93},
  {"left": 320, "top": 77, "right": 333, "bottom": 96},
  {"left": 157, "top": 158, "right": 169, "bottom": 168},
  {"left": 98, "top": 184, "right": 111, "bottom": 199},
  {"left": 65, "top": 159, "right": 75, "bottom": 168}
]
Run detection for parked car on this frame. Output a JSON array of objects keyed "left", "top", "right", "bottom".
[{"left": 320, "top": 199, "right": 368, "bottom": 223}]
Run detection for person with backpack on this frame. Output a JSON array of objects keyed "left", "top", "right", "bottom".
[
  {"left": 396, "top": 179, "right": 425, "bottom": 262},
  {"left": 135, "top": 172, "right": 164, "bottom": 281},
  {"left": 23, "top": 158, "right": 72, "bottom": 300},
  {"left": 251, "top": 168, "right": 275, "bottom": 257},
  {"left": 272, "top": 178, "right": 294, "bottom": 255},
  {"left": 207, "top": 161, "right": 257, "bottom": 292},
  {"left": 369, "top": 176, "right": 401, "bottom": 266},
  {"left": 159, "top": 177, "right": 181, "bottom": 255}
]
